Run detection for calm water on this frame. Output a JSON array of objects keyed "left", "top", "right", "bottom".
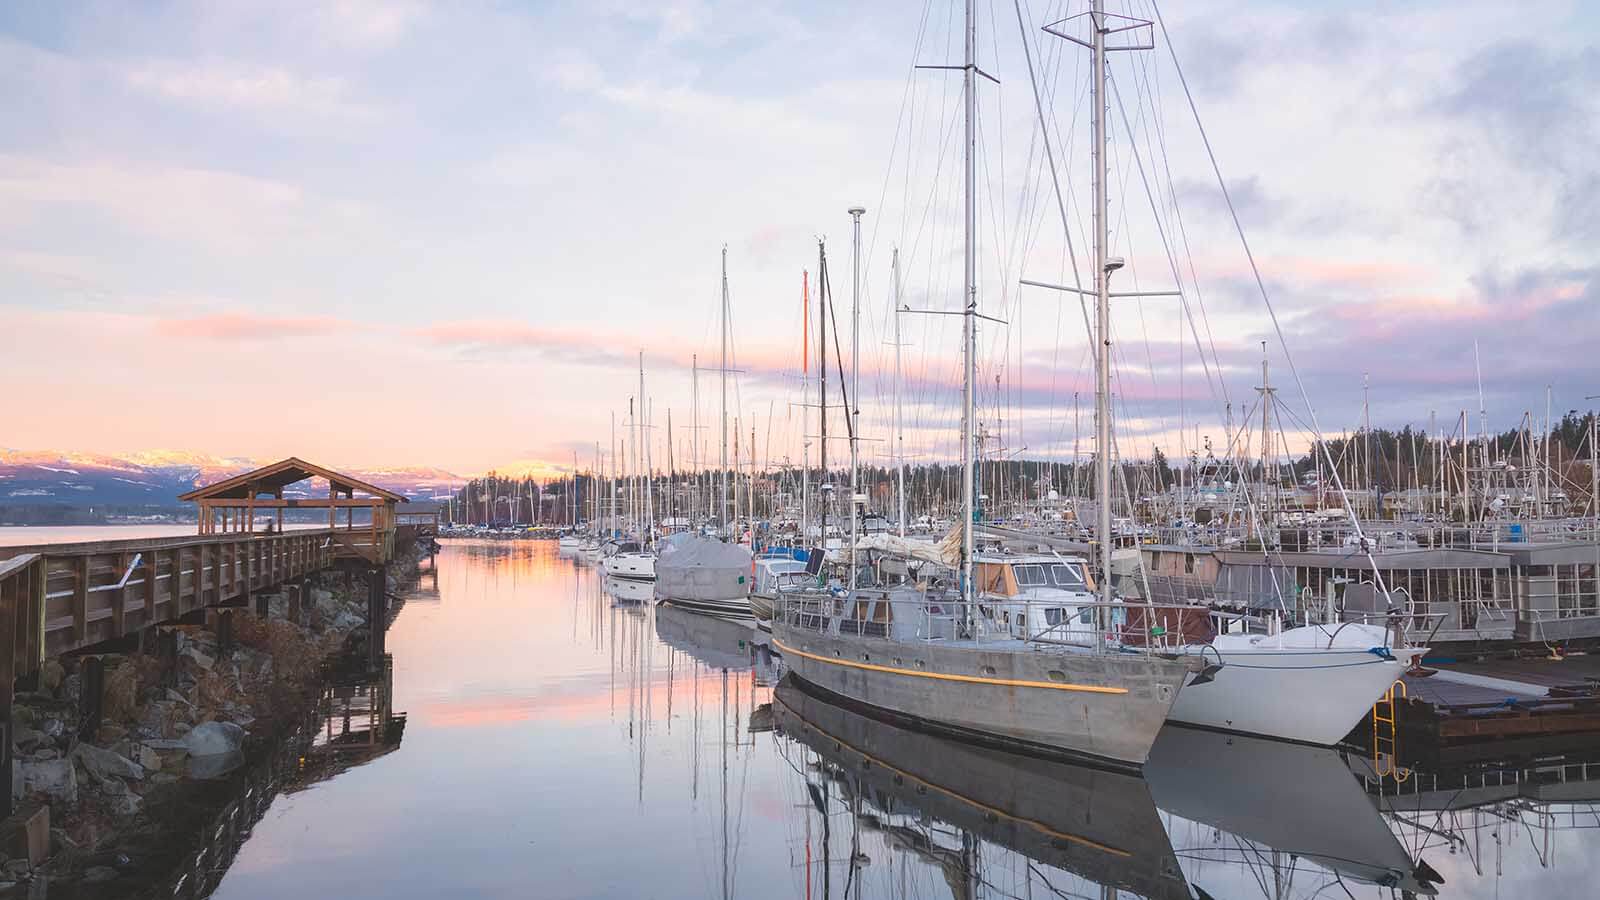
[
  {"left": 0, "top": 523, "right": 328, "bottom": 547},
  {"left": 175, "top": 540, "right": 1600, "bottom": 899}
]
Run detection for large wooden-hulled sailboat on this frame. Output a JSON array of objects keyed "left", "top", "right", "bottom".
[{"left": 771, "top": 0, "right": 1193, "bottom": 769}]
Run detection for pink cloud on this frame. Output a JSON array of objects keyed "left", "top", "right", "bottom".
[{"left": 155, "top": 312, "right": 350, "bottom": 340}]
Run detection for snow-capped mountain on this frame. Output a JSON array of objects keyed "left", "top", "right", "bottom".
[{"left": 0, "top": 449, "right": 465, "bottom": 509}]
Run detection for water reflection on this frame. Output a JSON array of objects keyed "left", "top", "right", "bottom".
[
  {"left": 187, "top": 541, "right": 1600, "bottom": 900},
  {"left": 773, "top": 680, "right": 1189, "bottom": 900},
  {"left": 167, "top": 651, "right": 406, "bottom": 899}
]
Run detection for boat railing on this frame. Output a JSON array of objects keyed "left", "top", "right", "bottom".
[{"left": 774, "top": 589, "right": 1236, "bottom": 654}]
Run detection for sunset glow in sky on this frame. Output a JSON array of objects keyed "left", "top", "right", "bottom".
[{"left": 3, "top": 1, "right": 1596, "bottom": 476}]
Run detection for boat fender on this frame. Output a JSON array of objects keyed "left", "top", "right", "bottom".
[{"left": 1366, "top": 646, "right": 1396, "bottom": 661}]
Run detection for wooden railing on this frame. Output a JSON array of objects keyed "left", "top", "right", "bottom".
[{"left": 0, "top": 529, "right": 336, "bottom": 664}]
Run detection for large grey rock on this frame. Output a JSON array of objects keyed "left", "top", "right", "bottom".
[
  {"left": 12, "top": 728, "right": 49, "bottom": 753},
  {"left": 188, "top": 749, "right": 243, "bottom": 780},
  {"left": 73, "top": 743, "right": 146, "bottom": 784},
  {"left": 109, "top": 791, "right": 142, "bottom": 817},
  {"left": 331, "top": 610, "right": 365, "bottom": 632},
  {"left": 16, "top": 757, "right": 77, "bottom": 804},
  {"left": 181, "top": 721, "right": 244, "bottom": 756},
  {"left": 129, "top": 743, "right": 162, "bottom": 771},
  {"left": 311, "top": 588, "right": 340, "bottom": 620},
  {"left": 182, "top": 646, "right": 215, "bottom": 671}
]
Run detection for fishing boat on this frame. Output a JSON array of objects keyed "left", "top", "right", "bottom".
[{"left": 771, "top": 0, "right": 1193, "bottom": 769}]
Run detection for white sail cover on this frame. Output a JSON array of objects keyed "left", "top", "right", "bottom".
[
  {"left": 654, "top": 534, "right": 754, "bottom": 603},
  {"left": 841, "top": 529, "right": 962, "bottom": 569}
]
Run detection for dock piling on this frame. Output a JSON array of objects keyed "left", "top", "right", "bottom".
[
  {"left": 79, "top": 656, "right": 105, "bottom": 742},
  {"left": 367, "top": 566, "right": 387, "bottom": 668},
  {"left": 218, "top": 610, "right": 234, "bottom": 658}
]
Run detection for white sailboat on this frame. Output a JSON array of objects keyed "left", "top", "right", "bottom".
[{"left": 1011, "top": 2, "right": 1427, "bottom": 745}]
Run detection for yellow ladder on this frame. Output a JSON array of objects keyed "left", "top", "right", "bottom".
[{"left": 1372, "top": 680, "right": 1410, "bottom": 782}]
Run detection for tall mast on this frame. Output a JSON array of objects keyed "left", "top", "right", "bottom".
[
  {"left": 960, "top": 0, "right": 978, "bottom": 612},
  {"left": 692, "top": 355, "right": 700, "bottom": 527},
  {"left": 893, "top": 247, "right": 906, "bottom": 537},
  {"left": 848, "top": 205, "right": 866, "bottom": 586},
  {"left": 1092, "top": 0, "right": 1116, "bottom": 613},
  {"left": 630, "top": 352, "right": 643, "bottom": 538},
  {"left": 819, "top": 242, "right": 830, "bottom": 552},
  {"left": 667, "top": 409, "right": 675, "bottom": 527},
  {"left": 801, "top": 271, "right": 811, "bottom": 545},
  {"left": 720, "top": 247, "right": 731, "bottom": 537},
  {"left": 609, "top": 412, "right": 617, "bottom": 536}
]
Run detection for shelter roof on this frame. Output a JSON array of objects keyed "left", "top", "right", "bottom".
[{"left": 178, "top": 457, "right": 407, "bottom": 503}]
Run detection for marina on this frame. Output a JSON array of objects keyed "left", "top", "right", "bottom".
[
  {"left": 3, "top": 0, "right": 1599, "bottom": 897},
  {"left": 60, "top": 538, "right": 1600, "bottom": 898}
]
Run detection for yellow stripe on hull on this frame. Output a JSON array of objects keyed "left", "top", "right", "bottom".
[{"left": 771, "top": 637, "right": 1129, "bottom": 695}]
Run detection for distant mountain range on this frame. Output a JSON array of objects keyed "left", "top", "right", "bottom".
[{"left": 0, "top": 449, "right": 466, "bottom": 511}]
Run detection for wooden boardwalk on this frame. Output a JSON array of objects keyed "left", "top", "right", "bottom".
[{"left": 0, "top": 529, "right": 339, "bottom": 663}]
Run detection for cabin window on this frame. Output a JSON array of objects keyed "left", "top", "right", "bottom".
[
  {"left": 1048, "top": 564, "right": 1085, "bottom": 590},
  {"left": 1079, "top": 608, "right": 1093, "bottom": 625},
  {"left": 1045, "top": 608, "right": 1063, "bottom": 627},
  {"left": 1015, "top": 564, "right": 1047, "bottom": 587}
]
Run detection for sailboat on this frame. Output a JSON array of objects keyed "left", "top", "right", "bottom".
[
  {"left": 601, "top": 354, "right": 659, "bottom": 581},
  {"left": 974, "top": 2, "right": 1430, "bottom": 746},
  {"left": 770, "top": 0, "right": 1193, "bottom": 769}
]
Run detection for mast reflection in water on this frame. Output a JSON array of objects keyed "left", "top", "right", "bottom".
[{"left": 185, "top": 541, "right": 1600, "bottom": 900}]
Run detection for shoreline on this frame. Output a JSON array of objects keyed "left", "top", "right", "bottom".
[{"left": 4, "top": 539, "right": 431, "bottom": 897}]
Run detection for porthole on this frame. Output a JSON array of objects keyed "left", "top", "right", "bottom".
[
  {"left": 1047, "top": 670, "right": 1068, "bottom": 683},
  {"left": 981, "top": 666, "right": 997, "bottom": 676}
]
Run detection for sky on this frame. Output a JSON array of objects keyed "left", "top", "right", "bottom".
[{"left": 2, "top": 0, "right": 1597, "bottom": 478}]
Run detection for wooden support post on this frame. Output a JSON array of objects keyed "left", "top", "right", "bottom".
[
  {"left": 0, "top": 572, "right": 16, "bottom": 818},
  {"left": 196, "top": 544, "right": 207, "bottom": 609},
  {"left": 218, "top": 610, "right": 234, "bottom": 658},
  {"left": 288, "top": 583, "right": 301, "bottom": 625},
  {"left": 73, "top": 556, "right": 89, "bottom": 645},
  {"left": 368, "top": 566, "right": 386, "bottom": 669},
  {"left": 143, "top": 550, "right": 158, "bottom": 629},
  {"left": 159, "top": 629, "right": 178, "bottom": 688},
  {"left": 79, "top": 656, "right": 105, "bottom": 742},
  {"left": 112, "top": 550, "right": 129, "bottom": 638},
  {"left": 168, "top": 548, "right": 180, "bottom": 613},
  {"left": 255, "top": 586, "right": 268, "bottom": 618}
]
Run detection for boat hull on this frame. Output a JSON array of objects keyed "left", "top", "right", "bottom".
[
  {"left": 600, "top": 554, "right": 656, "bottom": 581},
  {"left": 658, "top": 595, "right": 752, "bottom": 617},
  {"left": 771, "top": 625, "right": 1188, "bottom": 768},
  {"left": 747, "top": 591, "right": 776, "bottom": 621},
  {"left": 1166, "top": 645, "right": 1420, "bottom": 744}
]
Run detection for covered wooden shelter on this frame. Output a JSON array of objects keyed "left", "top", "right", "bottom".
[{"left": 179, "top": 457, "right": 406, "bottom": 563}]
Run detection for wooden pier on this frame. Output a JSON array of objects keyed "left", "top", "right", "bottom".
[{"left": 0, "top": 457, "right": 415, "bottom": 818}]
